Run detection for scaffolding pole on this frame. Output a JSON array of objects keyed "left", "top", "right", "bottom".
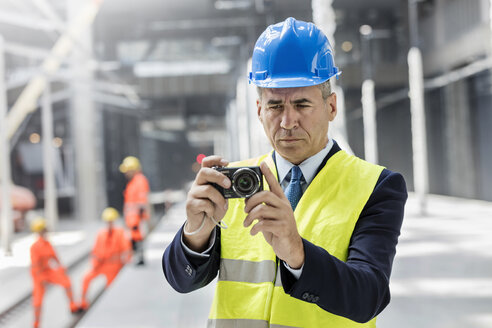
[
  {"left": 408, "top": 47, "right": 429, "bottom": 215},
  {"left": 361, "top": 79, "right": 378, "bottom": 164},
  {"left": 312, "top": 0, "right": 354, "bottom": 155},
  {"left": 42, "top": 82, "right": 58, "bottom": 230},
  {"left": 0, "top": 36, "right": 13, "bottom": 255}
]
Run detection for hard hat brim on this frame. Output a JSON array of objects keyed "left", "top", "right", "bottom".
[
  {"left": 119, "top": 164, "right": 128, "bottom": 173},
  {"left": 249, "top": 72, "right": 341, "bottom": 89}
]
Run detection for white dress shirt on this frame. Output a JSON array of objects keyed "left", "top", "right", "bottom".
[{"left": 182, "top": 139, "right": 335, "bottom": 280}]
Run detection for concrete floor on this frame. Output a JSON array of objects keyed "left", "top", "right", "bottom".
[{"left": 378, "top": 195, "right": 492, "bottom": 328}]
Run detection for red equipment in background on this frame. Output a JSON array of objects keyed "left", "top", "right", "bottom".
[{"left": 0, "top": 184, "right": 36, "bottom": 232}]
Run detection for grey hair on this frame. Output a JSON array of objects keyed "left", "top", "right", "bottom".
[{"left": 256, "top": 80, "right": 332, "bottom": 101}]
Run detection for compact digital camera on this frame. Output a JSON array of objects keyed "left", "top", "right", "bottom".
[{"left": 213, "top": 166, "right": 263, "bottom": 198}]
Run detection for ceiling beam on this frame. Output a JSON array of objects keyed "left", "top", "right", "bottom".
[{"left": 0, "top": 11, "right": 59, "bottom": 31}]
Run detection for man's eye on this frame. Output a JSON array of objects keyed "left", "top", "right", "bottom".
[
  {"left": 296, "top": 104, "right": 309, "bottom": 108},
  {"left": 269, "top": 105, "right": 282, "bottom": 110}
]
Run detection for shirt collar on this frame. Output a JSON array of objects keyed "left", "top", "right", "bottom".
[{"left": 275, "top": 138, "right": 334, "bottom": 185}]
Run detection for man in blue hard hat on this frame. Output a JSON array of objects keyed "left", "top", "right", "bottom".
[{"left": 163, "top": 17, "right": 407, "bottom": 327}]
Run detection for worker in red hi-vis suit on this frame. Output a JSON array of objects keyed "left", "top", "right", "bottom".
[
  {"left": 78, "top": 207, "right": 131, "bottom": 311},
  {"left": 119, "top": 156, "right": 150, "bottom": 265},
  {"left": 30, "top": 218, "right": 78, "bottom": 328}
]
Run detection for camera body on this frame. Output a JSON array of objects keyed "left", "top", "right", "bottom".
[{"left": 213, "top": 166, "right": 263, "bottom": 198}]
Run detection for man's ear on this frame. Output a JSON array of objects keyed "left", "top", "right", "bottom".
[
  {"left": 257, "top": 99, "right": 263, "bottom": 123},
  {"left": 327, "top": 93, "right": 337, "bottom": 122}
]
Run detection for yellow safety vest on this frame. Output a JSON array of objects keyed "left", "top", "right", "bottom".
[{"left": 209, "top": 150, "right": 384, "bottom": 328}]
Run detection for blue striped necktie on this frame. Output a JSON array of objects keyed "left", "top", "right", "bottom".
[{"left": 285, "top": 166, "right": 303, "bottom": 211}]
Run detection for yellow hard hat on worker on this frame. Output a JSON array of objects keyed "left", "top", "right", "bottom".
[
  {"left": 31, "top": 217, "right": 47, "bottom": 233},
  {"left": 119, "top": 156, "right": 141, "bottom": 173},
  {"left": 101, "top": 207, "right": 119, "bottom": 222}
]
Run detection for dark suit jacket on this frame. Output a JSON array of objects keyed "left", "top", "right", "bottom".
[{"left": 162, "top": 143, "right": 407, "bottom": 323}]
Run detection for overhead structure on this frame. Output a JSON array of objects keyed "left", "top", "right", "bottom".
[
  {"left": 6, "top": 0, "right": 103, "bottom": 140},
  {"left": 3, "top": 0, "right": 107, "bottom": 224}
]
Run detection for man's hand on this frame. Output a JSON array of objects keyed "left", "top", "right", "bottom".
[
  {"left": 244, "top": 162, "right": 305, "bottom": 269},
  {"left": 184, "top": 155, "right": 231, "bottom": 252}
]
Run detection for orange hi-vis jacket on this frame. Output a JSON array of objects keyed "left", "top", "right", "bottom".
[
  {"left": 30, "top": 236, "right": 71, "bottom": 307},
  {"left": 30, "top": 236, "right": 66, "bottom": 281},
  {"left": 81, "top": 227, "right": 131, "bottom": 300},
  {"left": 91, "top": 227, "right": 131, "bottom": 270},
  {"left": 123, "top": 172, "right": 150, "bottom": 241}
]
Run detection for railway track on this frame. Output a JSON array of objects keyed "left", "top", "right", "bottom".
[
  {"left": 0, "top": 214, "right": 163, "bottom": 328},
  {"left": 0, "top": 251, "right": 90, "bottom": 328}
]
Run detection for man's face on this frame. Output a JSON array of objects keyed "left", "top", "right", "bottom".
[
  {"left": 257, "top": 85, "right": 337, "bottom": 165},
  {"left": 124, "top": 170, "right": 136, "bottom": 180}
]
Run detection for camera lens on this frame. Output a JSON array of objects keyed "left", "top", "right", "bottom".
[{"left": 232, "top": 168, "right": 260, "bottom": 197}]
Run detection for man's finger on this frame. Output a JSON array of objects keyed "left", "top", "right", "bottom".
[
  {"left": 195, "top": 167, "right": 231, "bottom": 189},
  {"left": 188, "top": 198, "right": 216, "bottom": 218},
  {"left": 201, "top": 155, "right": 229, "bottom": 168},
  {"left": 260, "top": 161, "right": 284, "bottom": 198},
  {"left": 250, "top": 218, "right": 278, "bottom": 236},
  {"left": 190, "top": 184, "right": 228, "bottom": 209},
  {"left": 244, "top": 190, "right": 282, "bottom": 213},
  {"left": 244, "top": 203, "right": 278, "bottom": 227}
]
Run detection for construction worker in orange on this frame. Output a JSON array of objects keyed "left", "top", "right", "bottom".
[
  {"left": 79, "top": 207, "right": 131, "bottom": 311},
  {"left": 119, "top": 156, "right": 150, "bottom": 266},
  {"left": 30, "top": 217, "right": 78, "bottom": 328}
]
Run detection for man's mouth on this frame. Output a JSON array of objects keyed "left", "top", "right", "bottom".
[{"left": 279, "top": 138, "right": 301, "bottom": 142}]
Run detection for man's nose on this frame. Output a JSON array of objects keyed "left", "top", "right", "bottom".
[{"left": 280, "top": 106, "right": 299, "bottom": 130}]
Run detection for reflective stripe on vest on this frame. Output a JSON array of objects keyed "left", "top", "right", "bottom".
[
  {"left": 219, "top": 259, "right": 276, "bottom": 284},
  {"left": 123, "top": 203, "right": 149, "bottom": 216},
  {"left": 207, "top": 319, "right": 297, "bottom": 328},
  {"left": 209, "top": 150, "right": 383, "bottom": 327},
  {"left": 207, "top": 319, "right": 269, "bottom": 328}
]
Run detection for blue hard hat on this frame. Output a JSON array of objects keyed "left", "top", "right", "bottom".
[{"left": 249, "top": 17, "right": 341, "bottom": 88}]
